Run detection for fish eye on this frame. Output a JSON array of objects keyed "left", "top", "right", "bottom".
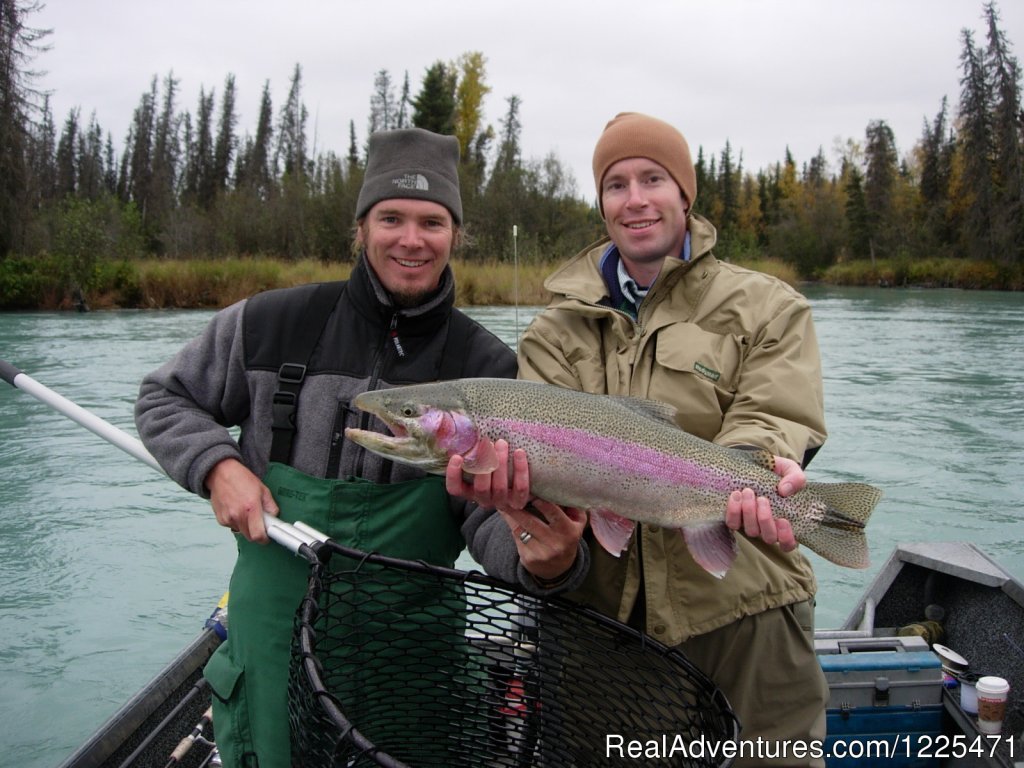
[{"left": 401, "top": 406, "right": 415, "bottom": 417}]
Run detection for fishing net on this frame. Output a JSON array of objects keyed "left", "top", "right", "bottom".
[{"left": 287, "top": 540, "right": 739, "bottom": 768}]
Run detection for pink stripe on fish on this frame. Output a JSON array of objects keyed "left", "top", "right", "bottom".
[{"left": 484, "top": 418, "right": 735, "bottom": 492}]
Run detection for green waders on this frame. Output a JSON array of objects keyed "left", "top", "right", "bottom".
[{"left": 203, "top": 462, "right": 464, "bottom": 768}]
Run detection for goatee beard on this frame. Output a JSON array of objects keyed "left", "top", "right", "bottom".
[{"left": 390, "top": 288, "right": 432, "bottom": 308}]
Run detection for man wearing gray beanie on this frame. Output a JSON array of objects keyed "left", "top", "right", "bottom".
[
  {"left": 452, "top": 113, "right": 830, "bottom": 766},
  {"left": 136, "top": 126, "right": 587, "bottom": 766}
]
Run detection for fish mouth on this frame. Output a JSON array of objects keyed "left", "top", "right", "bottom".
[
  {"left": 347, "top": 401, "right": 415, "bottom": 447},
  {"left": 379, "top": 417, "right": 408, "bottom": 438},
  {"left": 346, "top": 391, "right": 450, "bottom": 472},
  {"left": 344, "top": 422, "right": 448, "bottom": 472}
]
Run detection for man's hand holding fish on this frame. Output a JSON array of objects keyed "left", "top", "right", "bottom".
[{"left": 446, "top": 437, "right": 588, "bottom": 587}]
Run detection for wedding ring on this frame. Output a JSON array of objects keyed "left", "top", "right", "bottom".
[{"left": 518, "top": 530, "right": 533, "bottom": 545}]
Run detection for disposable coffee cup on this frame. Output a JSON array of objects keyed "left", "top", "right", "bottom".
[
  {"left": 959, "top": 672, "right": 980, "bottom": 715},
  {"left": 975, "top": 675, "right": 1009, "bottom": 735}
]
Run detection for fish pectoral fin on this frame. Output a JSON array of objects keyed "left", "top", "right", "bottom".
[
  {"left": 460, "top": 437, "right": 499, "bottom": 474},
  {"left": 680, "top": 522, "right": 738, "bottom": 579},
  {"left": 589, "top": 509, "right": 636, "bottom": 558}
]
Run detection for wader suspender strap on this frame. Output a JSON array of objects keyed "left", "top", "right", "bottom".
[
  {"left": 269, "top": 282, "right": 346, "bottom": 465},
  {"left": 437, "top": 309, "right": 474, "bottom": 380}
]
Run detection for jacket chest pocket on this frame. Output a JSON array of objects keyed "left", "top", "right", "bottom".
[{"left": 648, "top": 324, "right": 745, "bottom": 439}]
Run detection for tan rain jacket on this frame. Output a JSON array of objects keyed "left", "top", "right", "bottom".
[{"left": 518, "top": 213, "right": 826, "bottom": 646}]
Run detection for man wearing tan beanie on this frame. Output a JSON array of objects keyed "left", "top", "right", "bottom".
[{"left": 455, "top": 112, "right": 829, "bottom": 766}]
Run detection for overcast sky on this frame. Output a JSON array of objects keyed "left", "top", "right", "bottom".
[{"left": 30, "top": 0, "right": 1024, "bottom": 203}]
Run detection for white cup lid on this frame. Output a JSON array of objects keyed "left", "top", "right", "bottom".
[{"left": 975, "top": 676, "right": 1010, "bottom": 695}]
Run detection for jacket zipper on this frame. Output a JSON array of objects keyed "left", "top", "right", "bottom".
[{"left": 351, "top": 312, "right": 400, "bottom": 479}]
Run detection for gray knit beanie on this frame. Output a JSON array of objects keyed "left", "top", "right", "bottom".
[{"left": 356, "top": 128, "right": 463, "bottom": 224}]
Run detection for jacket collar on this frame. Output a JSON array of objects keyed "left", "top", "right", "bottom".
[
  {"left": 545, "top": 214, "right": 719, "bottom": 307},
  {"left": 350, "top": 254, "right": 455, "bottom": 335}
]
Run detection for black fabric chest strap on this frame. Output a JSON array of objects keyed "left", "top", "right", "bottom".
[{"left": 269, "top": 281, "right": 346, "bottom": 464}]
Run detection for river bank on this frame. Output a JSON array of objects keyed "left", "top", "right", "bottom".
[{"left": 1, "top": 253, "right": 1020, "bottom": 311}]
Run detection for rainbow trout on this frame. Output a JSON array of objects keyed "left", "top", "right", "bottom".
[{"left": 345, "top": 378, "right": 881, "bottom": 578}]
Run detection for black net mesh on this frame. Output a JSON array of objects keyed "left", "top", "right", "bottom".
[{"left": 288, "top": 541, "right": 738, "bottom": 768}]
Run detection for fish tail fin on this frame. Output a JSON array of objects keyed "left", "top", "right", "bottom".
[
  {"left": 800, "top": 481, "right": 883, "bottom": 568},
  {"left": 811, "top": 481, "right": 882, "bottom": 527}
]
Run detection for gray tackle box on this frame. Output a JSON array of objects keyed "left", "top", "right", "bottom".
[{"left": 816, "top": 635, "right": 944, "bottom": 767}]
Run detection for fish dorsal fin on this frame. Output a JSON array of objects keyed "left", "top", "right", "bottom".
[
  {"left": 726, "top": 446, "right": 776, "bottom": 472},
  {"left": 607, "top": 395, "right": 680, "bottom": 426}
]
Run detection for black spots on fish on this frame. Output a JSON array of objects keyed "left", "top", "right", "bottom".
[
  {"left": 727, "top": 446, "right": 777, "bottom": 471},
  {"left": 753, "top": 450, "right": 775, "bottom": 472}
]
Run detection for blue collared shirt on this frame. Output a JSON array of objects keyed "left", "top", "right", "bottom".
[{"left": 599, "top": 232, "right": 691, "bottom": 319}]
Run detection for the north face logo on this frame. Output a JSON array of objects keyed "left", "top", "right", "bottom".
[{"left": 391, "top": 173, "right": 429, "bottom": 191}]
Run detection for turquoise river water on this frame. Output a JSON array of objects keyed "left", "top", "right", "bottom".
[{"left": 0, "top": 286, "right": 1022, "bottom": 766}]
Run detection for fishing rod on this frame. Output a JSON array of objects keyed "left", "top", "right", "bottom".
[
  {"left": 162, "top": 706, "right": 214, "bottom": 768},
  {"left": 513, "top": 224, "right": 520, "bottom": 341},
  {"left": 0, "top": 358, "right": 326, "bottom": 555}
]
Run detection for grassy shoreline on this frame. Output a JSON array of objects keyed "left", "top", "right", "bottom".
[{"left": 1, "top": 254, "right": 1020, "bottom": 311}]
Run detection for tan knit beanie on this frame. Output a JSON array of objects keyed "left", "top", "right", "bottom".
[{"left": 592, "top": 112, "right": 697, "bottom": 217}]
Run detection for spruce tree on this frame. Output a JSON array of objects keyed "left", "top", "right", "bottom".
[
  {"left": 719, "top": 140, "right": 738, "bottom": 233},
  {"left": 480, "top": 95, "right": 525, "bottom": 259},
  {"left": 918, "top": 98, "right": 955, "bottom": 252},
  {"left": 212, "top": 74, "right": 237, "bottom": 196},
  {"left": 805, "top": 147, "right": 828, "bottom": 188},
  {"left": 983, "top": 1, "right": 1023, "bottom": 262},
  {"left": 693, "top": 147, "right": 710, "bottom": 216},
  {"left": 396, "top": 71, "right": 410, "bottom": 129},
  {"left": 411, "top": 61, "right": 455, "bottom": 135},
  {"left": 368, "top": 68, "right": 396, "bottom": 134},
  {"left": 844, "top": 163, "right": 871, "bottom": 260},
  {"left": 346, "top": 120, "right": 360, "bottom": 176},
  {"left": 243, "top": 81, "right": 275, "bottom": 198},
  {"left": 55, "top": 108, "right": 79, "bottom": 198},
  {"left": 27, "top": 93, "right": 56, "bottom": 205},
  {"left": 705, "top": 154, "right": 719, "bottom": 220},
  {"left": 103, "top": 132, "right": 117, "bottom": 195},
  {"left": 756, "top": 171, "right": 772, "bottom": 245},
  {"left": 276, "top": 64, "right": 311, "bottom": 258},
  {"left": 277, "top": 64, "right": 308, "bottom": 177},
  {"left": 957, "top": 28, "right": 996, "bottom": 259},
  {"left": 124, "top": 78, "right": 157, "bottom": 215},
  {"left": 0, "top": 0, "right": 49, "bottom": 255},
  {"left": 185, "top": 88, "right": 214, "bottom": 206},
  {"left": 493, "top": 95, "right": 522, "bottom": 175},
  {"left": 78, "top": 112, "right": 105, "bottom": 200},
  {"left": 149, "top": 71, "right": 182, "bottom": 248},
  {"left": 864, "top": 119, "right": 899, "bottom": 256}
]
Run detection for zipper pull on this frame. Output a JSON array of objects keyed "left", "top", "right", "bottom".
[{"left": 389, "top": 314, "right": 406, "bottom": 357}]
